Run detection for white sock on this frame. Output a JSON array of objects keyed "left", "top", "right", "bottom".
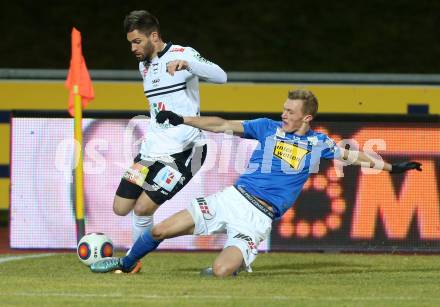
[{"left": 131, "top": 211, "right": 154, "bottom": 243}]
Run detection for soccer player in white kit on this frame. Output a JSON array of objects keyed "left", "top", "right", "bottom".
[
  {"left": 114, "top": 10, "right": 227, "bottom": 263},
  {"left": 92, "top": 89, "right": 422, "bottom": 276}
]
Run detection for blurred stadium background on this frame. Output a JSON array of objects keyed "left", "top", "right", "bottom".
[
  {"left": 1, "top": 1, "right": 440, "bottom": 306},
  {"left": 1, "top": 0, "right": 439, "bottom": 257}
]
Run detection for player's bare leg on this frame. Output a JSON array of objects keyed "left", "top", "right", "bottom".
[
  {"left": 151, "top": 209, "right": 195, "bottom": 240},
  {"left": 113, "top": 192, "right": 160, "bottom": 243},
  {"left": 210, "top": 246, "right": 244, "bottom": 277},
  {"left": 133, "top": 192, "right": 160, "bottom": 216},
  {"left": 90, "top": 209, "right": 195, "bottom": 273},
  {"left": 131, "top": 192, "right": 160, "bottom": 242},
  {"left": 112, "top": 195, "right": 136, "bottom": 216}
]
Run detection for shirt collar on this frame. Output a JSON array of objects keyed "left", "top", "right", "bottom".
[
  {"left": 157, "top": 42, "right": 172, "bottom": 58},
  {"left": 276, "top": 121, "right": 313, "bottom": 139}
]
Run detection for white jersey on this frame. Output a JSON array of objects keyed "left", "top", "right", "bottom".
[{"left": 138, "top": 43, "right": 227, "bottom": 157}]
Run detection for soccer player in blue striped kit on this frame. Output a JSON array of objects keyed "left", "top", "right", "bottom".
[{"left": 91, "top": 89, "right": 422, "bottom": 277}]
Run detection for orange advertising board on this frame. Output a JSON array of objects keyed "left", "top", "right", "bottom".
[{"left": 273, "top": 121, "right": 440, "bottom": 251}]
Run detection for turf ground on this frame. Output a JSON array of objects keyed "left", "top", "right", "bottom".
[{"left": 1, "top": 251, "right": 440, "bottom": 306}]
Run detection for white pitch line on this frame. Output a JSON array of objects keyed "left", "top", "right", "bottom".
[
  {"left": 1, "top": 292, "right": 440, "bottom": 301},
  {"left": 0, "top": 253, "right": 54, "bottom": 264}
]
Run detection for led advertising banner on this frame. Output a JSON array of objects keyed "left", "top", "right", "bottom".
[
  {"left": 10, "top": 116, "right": 440, "bottom": 252},
  {"left": 10, "top": 117, "right": 261, "bottom": 250},
  {"left": 272, "top": 122, "right": 440, "bottom": 252}
]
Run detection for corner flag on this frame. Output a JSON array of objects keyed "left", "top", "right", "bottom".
[
  {"left": 65, "top": 27, "right": 94, "bottom": 242},
  {"left": 65, "top": 27, "right": 94, "bottom": 117}
]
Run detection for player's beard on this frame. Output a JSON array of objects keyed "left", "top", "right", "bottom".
[{"left": 140, "top": 39, "right": 155, "bottom": 62}]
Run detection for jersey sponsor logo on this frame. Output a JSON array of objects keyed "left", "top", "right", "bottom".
[
  {"left": 152, "top": 63, "right": 159, "bottom": 74},
  {"left": 273, "top": 140, "right": 310, "bottom": 170},
  {"left": 123, "top": 163, "right": 149, "bottom": 187},
  {"left": 233, "top": 233, "right": 258, "bottom": 255},
  {"left": 170, "top": 47, "right": 185, "bottom": 52},
  {"left": 152, "top": 78, "right": 160, "bottom": 87},
  {"left": 153, "top": 165, "right": 182, "bottom": 192},
  {"left": 152, "top": 102, "right": 172, "bottom": 128},
  {"left": 196, "top": 197, "right": 215, "bottom": 220},
  {"left": 151, "top": 102, "right": 166, "bottom": 115}
]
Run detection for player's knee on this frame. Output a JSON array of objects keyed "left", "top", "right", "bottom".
[
  {"left": 212, "top": 262, "right": 233, "bottom": 277},
  {"left": 133, "top": 203, "right": 154, "bottom": 216},
  {"left": 133, "top": 197, "right": 158, "bottom": 216},
  {"left": 113, "top": 203, "right": 129, "bottom": 216},
  {"left": 112, "top": 198, "right": 133, "bottom": 216},
  {"left": 151, "top": 224, "right": 166, "bottom": 241},
  {"left": 133, "top": 204, "right": 149, "bottom": 216}
]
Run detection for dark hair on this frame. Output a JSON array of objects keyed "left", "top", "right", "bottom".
[
  {"left": 123, "top": 10, "right": 160, "bottom": 37},
  {"left": 288, "top": 89, "right": 318, "bottom": 118}
]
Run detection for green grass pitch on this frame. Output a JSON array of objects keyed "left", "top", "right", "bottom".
[{"left": 1, "top": 252, "right": 440, "bottom": 306}]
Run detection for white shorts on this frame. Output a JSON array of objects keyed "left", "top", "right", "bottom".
[{"left": 187, "top": 186, "right": 272, "bottom": 271}]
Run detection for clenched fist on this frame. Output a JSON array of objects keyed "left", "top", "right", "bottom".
[{"left": 166, "top": 60, "right": 189, "bottom": 76}]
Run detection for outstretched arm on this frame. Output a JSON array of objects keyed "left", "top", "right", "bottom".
[
  {"left": 166, "top": 48, "right": 227, "bottom": 83},
  {"left": 156, "top": 110, "right": 244, "bottom": 134},
  {"left": 338, "top": 148, "right": 422, "bottom": 173}
]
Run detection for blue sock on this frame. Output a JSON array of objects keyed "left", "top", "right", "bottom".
[{"left": 122, "top": 231, "right": 162, "bottom": 270}]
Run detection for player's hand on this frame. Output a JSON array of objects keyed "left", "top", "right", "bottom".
[
  {"left": 166, "top": 60, "right": 189, "bottom": 76},
  {"left": 390, "top": 161, "right": 422, "bottom": 174},
  {"left": 156, "top": 110, "right": 184, "bottom": 126}
]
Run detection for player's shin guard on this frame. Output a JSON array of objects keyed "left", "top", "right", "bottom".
[
  {"left": 131, "top": 211, "right": 153, "bottom": 243},
  {"left": 122, "top": 231, "right": 162, "bottom": 271}
]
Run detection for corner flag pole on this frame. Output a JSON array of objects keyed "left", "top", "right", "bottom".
[
  {"left": 73, "top": 84, "right": 85, "bottom": 241},
  {"left": 66, "top": 27, "right": 94, "bottom": 242}
]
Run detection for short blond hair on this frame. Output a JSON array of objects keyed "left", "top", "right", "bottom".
[{"left": 288, "top": 89, "right": 318, "bottom": 118}]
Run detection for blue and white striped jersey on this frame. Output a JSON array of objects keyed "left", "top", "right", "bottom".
[{"left": 236, "top": 118, "right": 341, "bottom": 219}]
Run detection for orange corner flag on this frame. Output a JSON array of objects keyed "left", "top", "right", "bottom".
[{"left": 65, "top": 27, "right": 94, "bottom": 117}]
